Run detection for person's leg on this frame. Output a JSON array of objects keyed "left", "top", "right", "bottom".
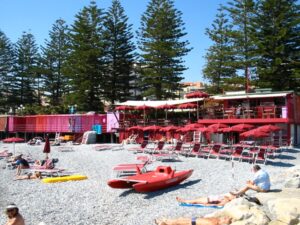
[
  {"left": 176, "top": 196, "right": 208, "bottom": 204},
  {"left": 155, "top": 218, "right": 192, "bottom": 225},
  {"left": 232, "top": 183, "right": 265, "bottom": 196}
]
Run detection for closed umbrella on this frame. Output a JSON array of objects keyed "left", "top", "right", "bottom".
[{"left": 43, "top": 135, "right": 51, "bottom": 158}]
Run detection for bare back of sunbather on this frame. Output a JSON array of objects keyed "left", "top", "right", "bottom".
[{"left": 176, "top": 193, "right": 236, "bottom": 206}]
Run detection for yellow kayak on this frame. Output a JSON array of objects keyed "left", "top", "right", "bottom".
[{"left": 42, "top": 175, "right": 87, "bottom": 183}]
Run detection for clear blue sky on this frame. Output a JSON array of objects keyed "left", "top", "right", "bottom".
[{"left": 0, "top": 0, "right": 225, "bottom": 82}]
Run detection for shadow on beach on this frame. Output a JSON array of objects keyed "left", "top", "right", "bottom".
[
  {"left": 276, "top": 154, "right": 296, "bottom": 160},
  {"left": 267, "top": 161, "right": 295, "bottom": 167}
]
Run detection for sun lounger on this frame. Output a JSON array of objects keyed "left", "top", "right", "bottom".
[{"left": 179, "top": 202, "right": 224, "bottom": 209}]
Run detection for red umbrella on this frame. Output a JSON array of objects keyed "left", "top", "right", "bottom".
[
  {"left": 257, "top": 125, "right": 281, "bottom": 132},
  {"left": 207, "top": 123, "right": 228, "bottom": 131},
  {"left": 160, "top": 126, "right": 179, "bottom": 132},
  {"left": 43, "top": 136, "right": 51, "bottom": 157},
  {"left": 115, "top": 105, "right": 134, "bottom": 110},
  {"left": 240, "top": 129, "right": 269, "bottom": 138},
  {"left": 231, "top": 124, "right": 254, "bottom": 132},
  {"left": 196, "top": 127, "right": 209, "bottom": 132},
  {"left": 156, "top": 104, "right": 176, "bottom": 120},
  {"left": 128, "top": 126, "right": 143, "bottom": 131},
  {"left": 135, "top": 105, "right": 153, "bottom": 125},
  {"left": 178, "top": 103, "right": 197, "bottom": 109},
  {"left": 221, "top": 127, "right": 234, "bottom": 133},
  {"left": 2, "top": 137, "right": 24, "bottom": 143},
  {"left": 186, "top": 91, "right": 209, "bottom": 98},
  {"left": 143, "top": 125, "right": 162, "bottom": 132}
]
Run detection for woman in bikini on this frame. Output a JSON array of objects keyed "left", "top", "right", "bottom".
[
  {"left": 176, "top": 192, "right": 236, "bottom": 206},
  {"left": 14, "top": 171, "right": 42, "bottom": 180}
]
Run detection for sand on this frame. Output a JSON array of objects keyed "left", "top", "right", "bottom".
[{"left": 0, "top": 142, "right": 299, "bottom": 225}]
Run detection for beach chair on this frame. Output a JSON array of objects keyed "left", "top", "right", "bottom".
[
  {"left": 231, "top": 146, "right": 245, "bottom": 161},
  {"left": 30, "top": 159, "right": 55, "bottom": 170},
  {"left": 127, "top": 140, "right": 148, "bottom": 153},
  {"left": 187, "top": 143, "right": 202, "bottom": 157},
  {"left": 167, "top": 142, "right": 183, "bottom": 155},
  {"left": 207, "top": 144, "right": 222, "bottom": 159},
  {"left": 254, "top": 149, "right": 267, "bottom": 164},
  {"left": 145, "top": 141, "right": 165, "bottom": 154}
]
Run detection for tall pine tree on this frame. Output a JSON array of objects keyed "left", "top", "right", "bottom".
[
  {"left": 203, "top": 7, "right": 238, "bottom": 93},
  {"left": 66, "top": 1, "right": 106, "bottom": 111},
  {"left": 12, "top": 32, "right": 40, "bottom": 106},
  {"left": 253, "top": 0, "right": 300, "bottom": 90},
  {"left": 41, "top": 19, "right": 70, "bottom": 106},
  {"left": 138, "top": 0, "right": 191, "bottom": 100},
  {"left": 0, "top": 30, "right": 15, "bottom": 113},
  {"left": 103, "top": 0, "right": 136, "bottom": 104},
  {"left": 225, "top": 0, "right": 256, "bottom": 92}
]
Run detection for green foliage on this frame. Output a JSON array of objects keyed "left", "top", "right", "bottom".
[
  {"left": 65, "top": 1, "right": 106, "bottom": 112},
  {"left": 203, "top": 7, "right": 238, "bottom": 94},
  {"left": 12, "top": 32, "right": 40, "bottom": 106},
  {"left": 253, "top": 0, "right": 300, "bottom": 91},
  {"left": 138, "top": 0, "right": 191, "bottom": 100},
  {"left": 102, "top": 0, "right": 136, "bottom": 104},
  {"left": 0, "top": 30, "right": 15, "bottom": 113},
  {"left": 41, "top": 19, "right": 70, "bottom": 106}
]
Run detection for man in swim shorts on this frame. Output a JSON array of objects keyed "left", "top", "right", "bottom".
[
  {"left": 4, "top": 203, "right": 25, "bottom": 225},
  {"left": 231, "top": 165, "right": 271, "bottom": 196},
  {"left": 176, "top": 192, "right": 236, "bottom": 206},
  {"left": 155, "top": 216, "right": 232, "bottom": 225}
]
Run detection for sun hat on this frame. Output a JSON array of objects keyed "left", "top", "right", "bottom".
[{"left": 6, "top": 203, "right": 18, "bottom": 210}]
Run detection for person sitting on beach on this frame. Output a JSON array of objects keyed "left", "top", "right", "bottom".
[
  {"left": 14, "top": 171, "right": 42, "bottom": 180},
  {"left": 5, "top": 203, "right": 25, "bottom": 225},
  {"left": 13, "top": 155, "right": 30, "bottom": 176},
  {"left": 121, "top": 134, "right": 136, "bottom": 145},
  {"left": 231, "top": 165, "right": 270, "bottom": 196},
  {"left": 176, "top": 192, "right": 236, "bottom": 207},
  {"left": 155, "top": 216, "right": 232, "bottom": 225}
]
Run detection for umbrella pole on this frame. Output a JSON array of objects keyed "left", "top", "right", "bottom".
[
  {"left": 197, "top": 101, "right": 199, "bottom": 120},
  {"left": 165, "top": 110, "right": 167, "bottom": 120},
  {"left": 13, "top": 142, "right": 15, "bottom": 156},
  {"left": 144, "top": 108, "right": 145, "bottom": 126}
]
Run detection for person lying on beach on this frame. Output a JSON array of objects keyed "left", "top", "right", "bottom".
[
  {"left": 14, "top": 171, "right": 42, "bottom": 180},
  {"left": 13, "top": 155, "right": 30, "bottom": 176},
  {"left": 5, "top": 203, "right": 25, "bottom": 225},
  {"left": 231, "top": 165, "right": 270, "bottom": 196},
  {"left": 176, "top": 192, "right": 236, "bottom": 206},
  {"left": 155, "top": 216, "right": 232, "bottom": 225}
]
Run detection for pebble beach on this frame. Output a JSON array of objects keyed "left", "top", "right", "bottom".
[{"left": 0, "top": 143, "right": 299, "bottom": 225}]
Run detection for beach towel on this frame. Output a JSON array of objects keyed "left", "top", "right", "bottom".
[{"left": 179, "top": 202, "right": 223, "bottom": 209}]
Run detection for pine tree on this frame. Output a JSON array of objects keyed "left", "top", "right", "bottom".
[
  {"left": 253, "top": 0, "right": 300, "bottom": 90},
  {"left": 103, "top": 0, "right": 136, "bottom": 104},
  {"left": 225, "top": 0, "right": 256, "bottom": 92},
  {"left": 203, "top": 7, "right": 238, "bottom": 93},
  {"left": 41, "top": 19, "right": 70, "bottom": 106},
  {"left": 138, "top": 0, "right": 191, "bottom": 100},
  {"left": 0, "top": 30, "right": 15, "bottom": 113},
  {"left": 12, "top": 32, "right": 40, "bottom": 106},
  {"left": 66, "top": 1, "right": 106, "bottom": 111}
]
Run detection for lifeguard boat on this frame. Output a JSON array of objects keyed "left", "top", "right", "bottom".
[{"left": 107, "top": 166, "right": 193, "bottom": 192}]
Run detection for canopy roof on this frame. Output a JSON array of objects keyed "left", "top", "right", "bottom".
[
  {"left": 116, "top": 98, "right": 203, "bottom": 107},
  {"left": 212, "top": 91, "right": 293, "bottom": 100}
]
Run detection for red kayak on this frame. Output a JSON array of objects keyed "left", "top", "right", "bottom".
[{"left": 107, "top": 166, "right": 193, "bottom": 192}]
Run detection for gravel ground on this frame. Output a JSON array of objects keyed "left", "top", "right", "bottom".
[{"left": 0, "top": 142, "right": 299, "bottom": 225}]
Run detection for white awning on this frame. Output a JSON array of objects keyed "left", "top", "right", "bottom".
[
  {"left": 116, "top": 98, "right": 203, "bottom": 107},
  {"left": 212, "top": 92, "right": 291, "bottom": 100}
]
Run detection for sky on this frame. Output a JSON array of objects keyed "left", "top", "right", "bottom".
[{"left": 0, "top": 0, "right": 225, "bottom": 83}]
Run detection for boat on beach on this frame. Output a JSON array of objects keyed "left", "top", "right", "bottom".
[{"left": 107, "top": 165, "right": 193, "bottom": 192}]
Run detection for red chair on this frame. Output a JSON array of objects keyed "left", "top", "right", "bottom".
[
  {"left": 255, "top": 149, "right": 267, "bottom": 164},
  {"left": 208, "top": 144, "right": 222, "bottom": 159},
  {"left": 187, "top": 143, "right": 202, "bottom": 157},
  {"left": 127, "top": 140, "right": 148, "bottom": 153}
]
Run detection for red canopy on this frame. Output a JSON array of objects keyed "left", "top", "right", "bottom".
[
  {"left": 257, "top": 125, "right": 281, "bottom": 132},
  {"left": 186, "top": 91, "right": 209, "bottom": 98},
  {"left": 231, "top": 124, "right": 254, "bottom": 132},
  {"left": 156, "top": 104, "right": 176, "bottom": 110},
  {"left": 184, "top": 123, "right": 204, "bottom": 129},
  {"left": 221, "top": 127, "right": 233, "bottom": 133},
  {"left": 240, "top": 129, "right": 269, "bottom": 138},
  {"left": 43, "top": 136, "right": 51, "bottom": 154},
  {"left": 135, "top": 105, "right": 152, "bottom": 110},
  {"left": 178, "top": 103, "right": 197, "bottom": 109},
  {"left": 196, "top": 127, "right": 209, "bottom": 132},
  {"left": 2, "top": 137, "right": 24, "bottom": 143},
  {"left": 115, "top": 105, "right": 134, "bottom": 111},
  {"left": 160, "top": 126, "right": 179, "bottom": 132},
  {"left": 143, "top": 125, "right": 162, "bottom": 132},
  {"left": 128, "top": 126, "right": 143, "bottom": 131}
]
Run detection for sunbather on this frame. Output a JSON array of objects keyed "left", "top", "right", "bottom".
[
  {"left": 176, "top": 192, "right": 236, "bottom": 207},
  {"left": 155, "top": 216, "right": 232, "bottom": 225},
  {"left": 4, "top": 203, "right": 25, "bottom": 225},
  {"left": 231, "top": 165, "right": 270, "bottom": 196},
  {"left": 14, "top": 172, "right": 42, "bottom": 180},
  {"left": 13, "top": 155, "right": 30, "bottom": 176}
]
